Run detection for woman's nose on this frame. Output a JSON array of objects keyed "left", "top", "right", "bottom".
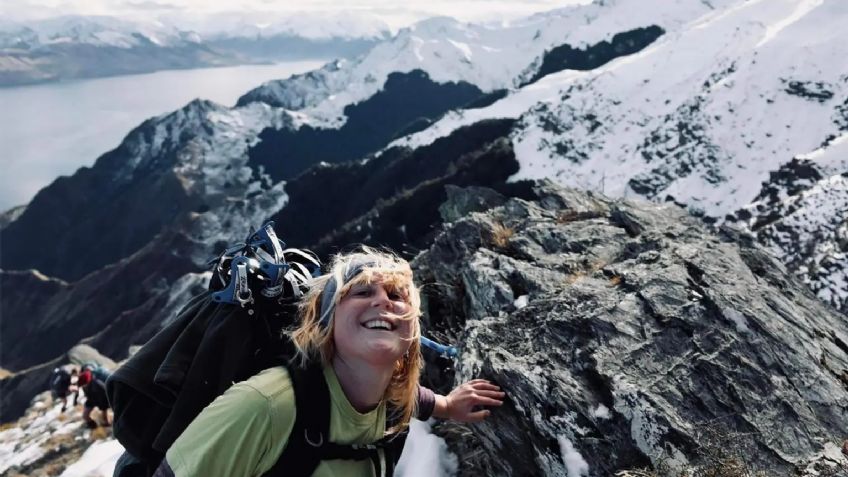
[{"left": 371, "top": 288, "right": 392, "bottom": 308}]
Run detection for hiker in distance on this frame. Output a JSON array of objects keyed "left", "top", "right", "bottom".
[
  {"left": 50, "top": 367, "right": 79, "bottom": 413},
  {"left": 78, "top": 364, "right": 112, "bottom": 429},
  {"left": 154, "top": 247, "right": 505, "bottom": 477}
]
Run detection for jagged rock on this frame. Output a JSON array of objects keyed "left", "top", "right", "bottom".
[
  {"left": 439, "top": 185, "right": 508, "bottom": 223},
  {"left": 415, "top": 181, "right": 848, "bottom": 476}
]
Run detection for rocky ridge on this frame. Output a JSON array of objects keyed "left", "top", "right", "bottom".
[{"left": 414, "top": 181, "right": 848, "bottom": 476}]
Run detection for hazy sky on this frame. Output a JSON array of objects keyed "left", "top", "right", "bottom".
[{"left": 2, "top": 0, "right": 594, "bottom": 30}]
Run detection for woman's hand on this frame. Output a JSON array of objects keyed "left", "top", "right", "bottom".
[{"left": 433, "top": 379, "right": 505, "bottom": 422}]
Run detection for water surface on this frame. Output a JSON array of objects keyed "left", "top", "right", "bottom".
[{"left": 0, "top": 60, "right": 326, "bottom": 211}]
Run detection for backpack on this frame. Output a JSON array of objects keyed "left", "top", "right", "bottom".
[
  {"left": 83, "top": 363, "right": 113, "bottom": 383},
  {"left": 50, "top": 368, "right": 71, "bottom": 397},
  {"left": 106, "top": 222, "right": 409, "bottom": 477}
]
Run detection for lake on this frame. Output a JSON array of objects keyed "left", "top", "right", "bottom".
[{"left": 0, "top": 60, "right": 327, "bottom": 212}]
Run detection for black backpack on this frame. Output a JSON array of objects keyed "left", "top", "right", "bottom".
[
  {"left": 50, "top": 368, "right": 71, "bottom": 397},
  {"left": 106, "top": 223, "right": 407, "bottom": 477}
]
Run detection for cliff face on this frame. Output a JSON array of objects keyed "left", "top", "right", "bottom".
[{"left": 415, "top": 181, "right": 848, "bottom": 476}]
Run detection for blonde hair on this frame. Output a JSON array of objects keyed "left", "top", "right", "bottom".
[{"left": 290, "top": 246, "right": 423, "bottom": 433}]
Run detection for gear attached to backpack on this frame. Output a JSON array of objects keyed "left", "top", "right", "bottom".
[{"left": 207, "top": 221, "right": 320, "bottom": 309}]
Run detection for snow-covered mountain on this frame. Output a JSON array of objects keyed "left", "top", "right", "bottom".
[
  {"left": 727, "top": 134, "right": 848, "bottom": 311},
  {"left": 0, "top": 16, "right": 199, "bottom": 49},
  {"left": 238, "top": 0, "right": 732, "bottom": 125},
  {"left": 0, "top": 14, "right": 388, "bottom": 86},
  {"left": 384, "top": 0, "right": 848, "bottom": 310},
  {"left": 169, "top": 10, "right": 391, "bottom": 41},
  {"left": 232, "top": 0, "right": 847, "bottom": 310}
]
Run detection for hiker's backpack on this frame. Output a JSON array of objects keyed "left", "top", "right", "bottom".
[
  {"left": 83, "top": 363, "right": 112, "bottom": 383},
  {"left": 50, "top": 368, "right": 71, "bottom": 397},
  {"left": 106, "top": 222, "right": 324, "bottom": 475}
]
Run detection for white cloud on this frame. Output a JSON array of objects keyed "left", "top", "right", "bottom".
[{"left": 2, "top": 0, "right": 593, "bottom": 31}]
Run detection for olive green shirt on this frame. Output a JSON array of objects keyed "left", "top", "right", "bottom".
[{"left": 166, "top": 365, "right": 387, "bottom": 477}]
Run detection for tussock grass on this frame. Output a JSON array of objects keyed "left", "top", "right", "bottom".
[{"left": 489, "top": 221, "right": 514, "bottom": 249}]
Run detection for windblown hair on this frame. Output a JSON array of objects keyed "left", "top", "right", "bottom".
[{"left": 291, "top": 246, "right": 423, "bottom": 433}]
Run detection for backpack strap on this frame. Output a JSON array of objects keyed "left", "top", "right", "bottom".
[
  {"left": 261, "top": 360, "right": 400, "bottom": 477},
  {"left": 261, "top": 360, "right": 330, "bottom": 477}
]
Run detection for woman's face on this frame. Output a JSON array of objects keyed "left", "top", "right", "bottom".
[{"left": 332, "top": 278, "right": 415, "bottom": 368}]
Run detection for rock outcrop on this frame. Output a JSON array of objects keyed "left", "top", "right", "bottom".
[{"left": 415, "top": 181, "right": 848, "bottom": 476}]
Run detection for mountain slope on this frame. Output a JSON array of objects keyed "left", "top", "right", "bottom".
[
  {"left": 2, "top": 0, "right": 681, "bottom": 283},
  {"left": 727, "top": 133, "right": 848, "bottom": 311},
  {"left": 0, "top": 99, "right": 289, "bottom": 281},
  {"left": 392, "top": 0, "right": 848, "bottom": 310}
]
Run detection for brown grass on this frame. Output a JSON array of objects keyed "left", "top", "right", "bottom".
[
  {"left": 90, "top": 426, "right": 111, "bottom": 441},
  {"left": 556, "top": 210, "right": 604, "bottom": 224},
  {"left": 0, "top": 420, "right": 18, "bottom": 431},
  {"left": 557, "top": 210, "right": 581, "bottom": 224},
  {"left": 489, "top": 221, "right": 514, "bottom": 249}
]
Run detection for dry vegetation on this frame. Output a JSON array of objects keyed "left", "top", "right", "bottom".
[{"left": 489, "top": 221, "right": 515, "bottom": 249}]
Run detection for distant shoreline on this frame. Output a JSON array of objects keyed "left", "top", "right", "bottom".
[{"left": 0, "top": 59, "right": 327, "bottom": 212}]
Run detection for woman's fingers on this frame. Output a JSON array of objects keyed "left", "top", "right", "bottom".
[
  {"left": 469, "top": 395, "right": 504, "bottom": 407},
  {"left": 472, "top": 389, "right": 505, "bottom": 398},
  {"left": 469, "top": 382, "right": 501, "bottom": 391}
]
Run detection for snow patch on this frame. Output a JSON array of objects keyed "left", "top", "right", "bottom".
[
  {"left": 591, "top": 404, "right": 611, "bottom": 419},
  {"left": 59, "top": 439, "right": 124, "bottom": 477},
  {"left": 514, "top": 294, "right": 529, "bottom": 309},
  {"left": 395, "top": 420, "right": 458, "bottom": 477},
  {"left": 756, "top": 0, "right": 825, "bottom": 48},
  {"left": 724, "top": 308, "right": 750, "bottom": 333},
  {"left": 557, "top": 436, "right": 590, "bottom": 477}
]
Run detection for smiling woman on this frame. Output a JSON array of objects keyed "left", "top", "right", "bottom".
[
  {"left": 154, "top": 246, "right": 505, "bottom": 477},
  {"left": 293, "top": 248, "right": 423, "bottom": 429}
]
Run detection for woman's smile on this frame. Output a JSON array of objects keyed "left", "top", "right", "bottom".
[{"left": 333, "top": 280, "right": 414, "bottom": 366}]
